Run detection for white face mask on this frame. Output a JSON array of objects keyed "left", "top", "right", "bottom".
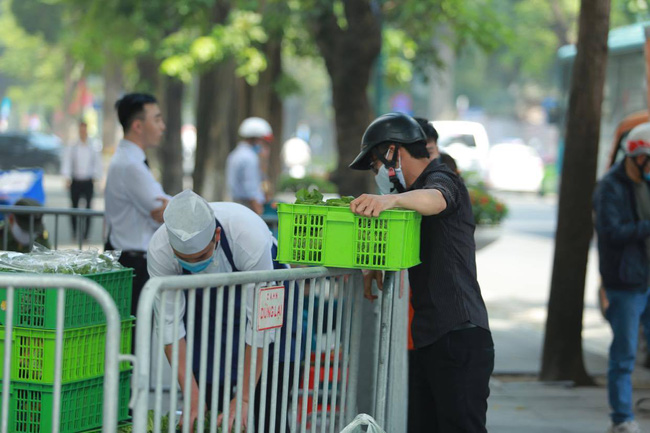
[
  {"left": 10, "top": 222, "right": 32, "bottom": 246},
  {"left": 374, "top": 150, "right": 406, "bottom": 195}
]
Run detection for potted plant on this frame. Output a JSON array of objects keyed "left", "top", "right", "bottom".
[{"left": 467, "top": 181, "right": 508, "bottom": 250}]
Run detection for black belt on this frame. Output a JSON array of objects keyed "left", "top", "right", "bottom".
[
  {"left": 121, "top": 250, "right": 147, "bottom": 259},
  {"left": 450, "top": 322, "right": 478, "bottom": 332}
]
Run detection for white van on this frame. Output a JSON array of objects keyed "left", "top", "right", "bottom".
[{"left": 431, "top": 120, "right": 490, "bottom": 177}]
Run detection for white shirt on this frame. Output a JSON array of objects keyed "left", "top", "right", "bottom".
[
  {"left": 148, "top": 202, "right": 274, "bottom": 347},
  {"left": 104, "top": 139, "right": 170, "bottom": 251},
  {"left": 225, "top": 142, "right": 264, "bottom": 203},
  {"left": 61, "top": 140, "right": 103, "bottom": 181}
]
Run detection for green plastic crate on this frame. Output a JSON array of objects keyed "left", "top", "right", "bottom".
[
  {"left": 0, "top": 370, "right": 131, "bottom": 433},
  {"left": 0, "top": 268, "right": 133, "bottom": 329},
  {"left": 277, "top": 203, "right": 421, "bottom": 271},
  {"left": 0, "top": 318, "right": 133, "bottom": 384}
]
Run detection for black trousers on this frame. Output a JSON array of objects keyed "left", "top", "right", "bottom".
[
  {"left": 202, "top": 357, "right": 295, "bottom": 433},
  {"left": 70, "top": 179, "right": 93, "bottom": 239},
  {"left": 408, "top": 327, "right": 494, "bottom": 433},
  {"left": 105, "top": 241, "right": 149, "bottom": 352}
]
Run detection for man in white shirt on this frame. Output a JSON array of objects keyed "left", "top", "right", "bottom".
[
  {"left": 61, "top": 121, "right": 103, "bottom": 240},
  {"left": 148, "top": 189, "right": 275, "bottom": 431},
  {"left": 104, "top": 93, "right": 169, "bottom": 330},
  {"left": 225, "top": 117, "right": 273, "bottom": 215}
]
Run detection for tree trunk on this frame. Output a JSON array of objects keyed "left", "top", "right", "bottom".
[
  {"left": 159, "top": 76, "right": 184, "bottom": 195},
  {"left": 540, "top": 0, "right": 611, "bottom": 385},
  {"left": 193, "top": 60, "right": 237, "bottom": 201},
  {"left": 57, "top": 53, "right": 82, "bottom": 144},
  {"left": 101, "top": 58, "right": 122, "bottom": 152},
  {"left": 136, "top": 56, "right": 161, "bottom": 95},
  {"left": 311, "top": 1, "right": 382, "bottom": 197},
  {"left": 266, "top": 40, "right": 283, "bottom": 195},
  {"left": 192, "top": 0, "right": 233, "bottom": 201},
  {"left": 240, "top": 37, "right": 284, "bottom": 197}
]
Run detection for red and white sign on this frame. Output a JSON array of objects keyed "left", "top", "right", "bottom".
[{"left": 257, "top": 285, "right": 285, "bottom": 331}]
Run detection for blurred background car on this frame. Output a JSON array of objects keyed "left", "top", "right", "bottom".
[
  {"left": 0, "top": 132, "right": 63, "bottom": 174},
  {"left": 485, "top": 139, "right": 544, "bottom": 193},
  {"left": 432, "top": 120, "right": 490, "bottom": 177}
]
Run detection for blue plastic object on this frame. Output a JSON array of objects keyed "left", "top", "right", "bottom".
[{"left": 0, "top": 169, "right": 45, "bottom": 222}]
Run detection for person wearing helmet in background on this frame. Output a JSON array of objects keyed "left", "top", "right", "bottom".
[
  {"left": 349, "top": 112, "right": 493, "bottom": 433},
  {"left": 594, "top": 122, "right": 650, "bottom": 433},
  {"left": 226, "top": 117, "right": 274, "bottom": 215}
]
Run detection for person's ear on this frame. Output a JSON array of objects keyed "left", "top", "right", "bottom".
[
  {"left": 131, "top": 118, "right": 143, "bottom": 135},
  {"left": 215, "top": 227, "right": 222, "bottom": 243}
]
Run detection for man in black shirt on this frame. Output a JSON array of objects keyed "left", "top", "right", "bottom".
[{"left": 349, "top": 112, "right": 494, "bottom": 433}]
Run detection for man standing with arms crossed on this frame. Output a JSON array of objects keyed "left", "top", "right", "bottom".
[{"left": 104, "top": 93, "right": 169, "bottom": 328}]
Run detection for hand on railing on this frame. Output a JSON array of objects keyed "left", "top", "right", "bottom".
[
  {"left": 362, "top": 269, "right": 383, "bottom": 302},
  {"left": 217, "top": 397, "right": 249, "bottom": 432}
]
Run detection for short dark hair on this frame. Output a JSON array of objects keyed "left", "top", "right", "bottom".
[
  {"left": 115, "top": 93, "right": 158, "bottom": 132},
  {"left": 375, "top": 141, "right": 430, "bottom": 160},
  {"left": 439, "top": 152, "right": 458, "bottom": 173},
  {"left": 414, "top": 117, "right": 439, "bottom": 142}
]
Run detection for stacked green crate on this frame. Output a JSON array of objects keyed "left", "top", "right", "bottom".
[{"left": 0, "top": 269, "right": 134, "bottom": 433}]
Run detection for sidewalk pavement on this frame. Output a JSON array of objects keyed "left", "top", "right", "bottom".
[{"left": 480, "top": 231, "right": 650, "bottom": 432}]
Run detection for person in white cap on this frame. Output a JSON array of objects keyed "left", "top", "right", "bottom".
[
  {"left": 148, "top": 189, "right": 276, "bottom": 431},
  {"left": 225, "top": 117, "right": 274, "bottom": 215},
  {"left": 594, "top": 122, "right": 650, "bottom": 433}
]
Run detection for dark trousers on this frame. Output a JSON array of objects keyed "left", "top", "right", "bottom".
[
  {"left": 202, "top": 357, "right": 295, "bottom": 433},
  {"left": 253, "top": 356, "right": 295, "bottom": 433},
  {"left": 105, "top": 241, "right": 149, "bottom": 351},
  {"left": 408, "top": 327, "right": 494, "bottom": 433},
  {"left": 70, "top": 179, "right": 94, "bottom": 239}
]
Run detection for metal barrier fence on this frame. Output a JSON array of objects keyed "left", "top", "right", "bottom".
[
  {"left": 0, "top": 205, "right": 279, "bottom": 251},
  {"left": 132, "top": 267, "right": 364, "bottom": 433},
  {"left": 0, "top": 274, "right": 132, "bottom": 433},
  {"left": 0, "top": 205, "right": 105, "bottom": 250}
]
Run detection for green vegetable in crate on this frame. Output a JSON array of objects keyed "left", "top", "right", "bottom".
[
  {"left": 294, "top": 188, "right": 355, "bottom": 207},
  {"left": 295, "top": 188, "right": 324, "bottom": 204},
  {"left": 325, "top": 196, "right": 355, "bottom": 206}
]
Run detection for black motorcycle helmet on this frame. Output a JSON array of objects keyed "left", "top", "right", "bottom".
[{"left": 349, "top": 112, "right": 426, "bottom": 170}]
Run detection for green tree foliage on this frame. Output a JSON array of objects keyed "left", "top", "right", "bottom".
[
  {"left": 454, "top": 0, "right": 580, "bottom": 113},
  {"left": 0, "top": 0, "right": 65, "bottom": 114},
  {"left": 159, "top": 10, "right": 268, "bottom": 84}
]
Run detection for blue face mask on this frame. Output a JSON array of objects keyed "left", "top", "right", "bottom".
[
  {"left": 176, "top": 247, "right": 216, "bottom": 274},
  {"left": 253, "top": 144, "right": 262, "bottom": 154}
]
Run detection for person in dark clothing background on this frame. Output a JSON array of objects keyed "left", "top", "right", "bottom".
[
  {"left": 594, "top": 122, "right": 650, "bottom": 433},
  {"left": 414, "top": 117, "right": 439, "bottom": 160},
  {"left": 349, "top": 112, "right": 494, "bottom": 433}
]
